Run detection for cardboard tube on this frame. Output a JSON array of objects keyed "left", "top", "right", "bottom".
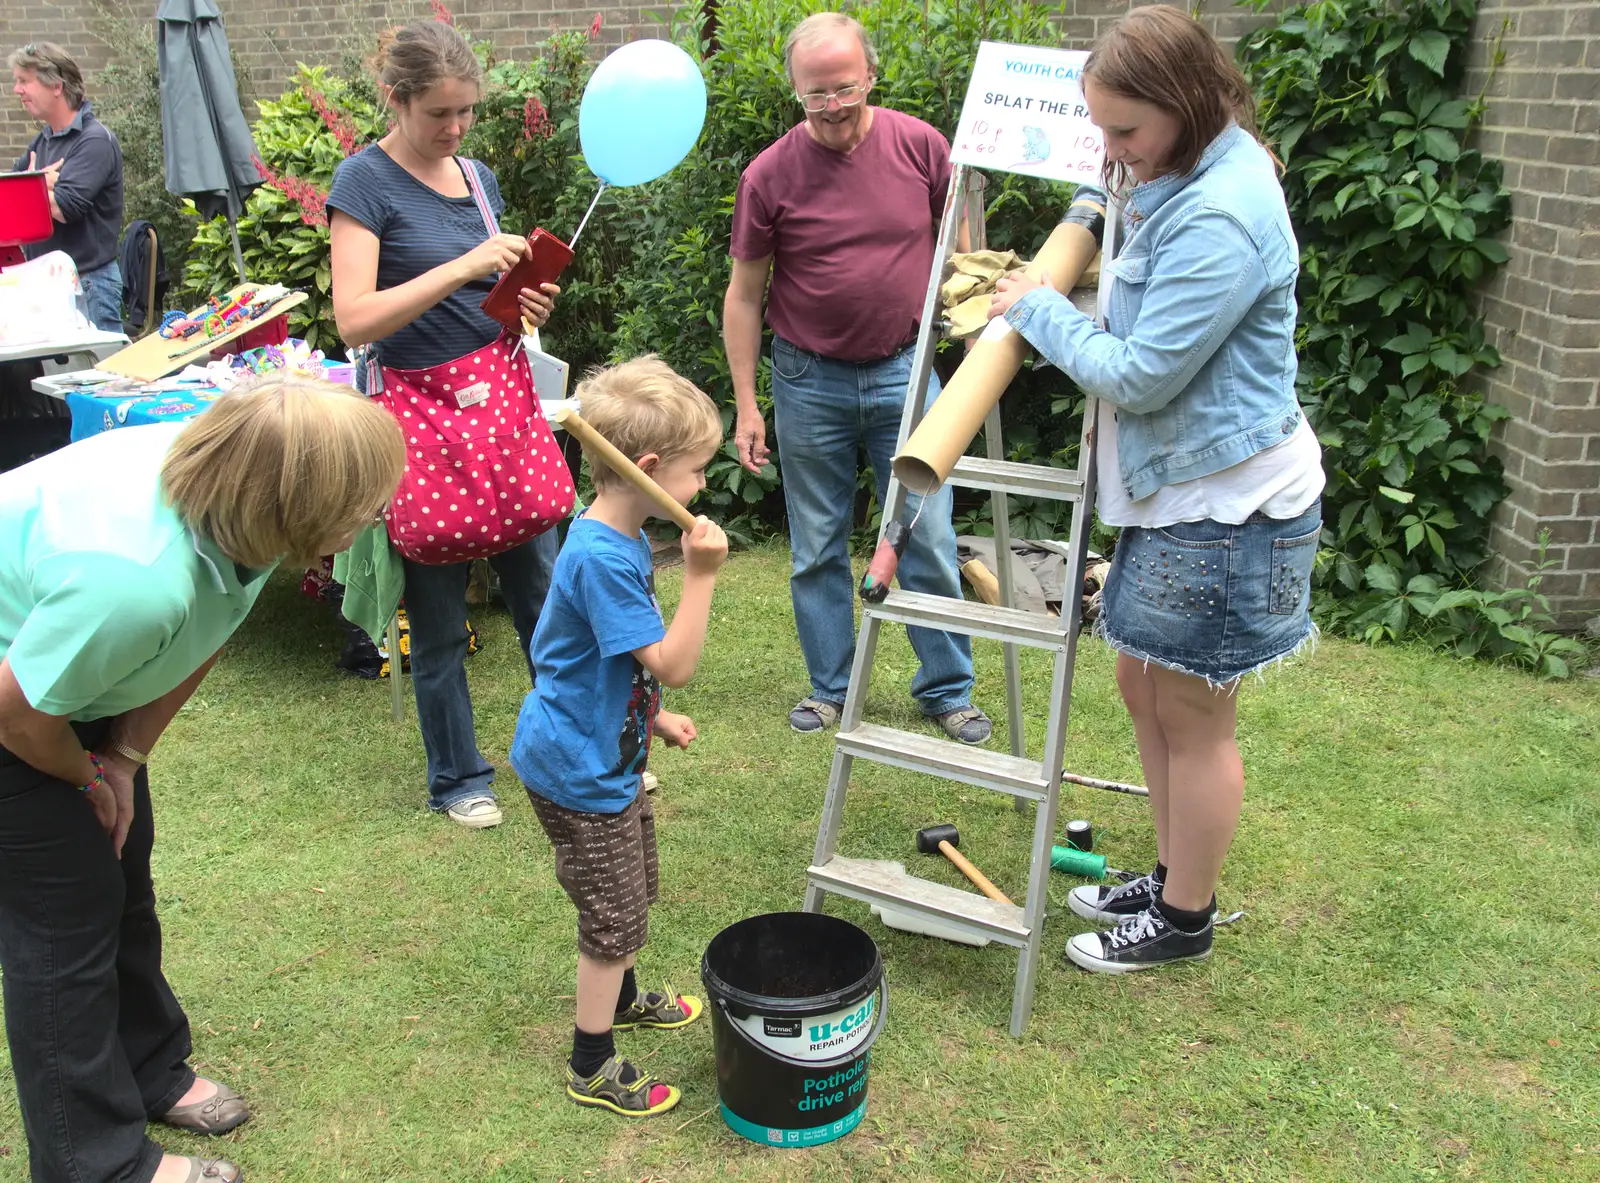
[
  {"left": 893, "top": 219, "right": 1100, "bottom": 494},
  {"left": 550, "top": 407, "right": 698, "bottom": 532}
]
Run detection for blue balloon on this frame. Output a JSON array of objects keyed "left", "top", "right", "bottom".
[{"left": 579, "top": 40, "right": 707, "bottom": 188}]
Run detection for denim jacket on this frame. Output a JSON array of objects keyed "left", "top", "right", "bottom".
[{"left": 1004, "top": 124, "right": 1302, "bottom": 502}]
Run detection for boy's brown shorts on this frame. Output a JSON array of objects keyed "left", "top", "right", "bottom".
[{"left": 529, "top": 789, "right": 658, "bottom": 961}]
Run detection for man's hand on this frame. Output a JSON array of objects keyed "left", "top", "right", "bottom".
[
  {"left": 27, "top": 155, "right": 65, "bottom": 221},
  {"left": 653, "top": 710, "right": 697, "bottom": 749},
  {"left": 989, "top": 269, "right": 1050, "bottom": 320},
  {"left": 735, "top": 406, "right": 770, "bottom": 475}
]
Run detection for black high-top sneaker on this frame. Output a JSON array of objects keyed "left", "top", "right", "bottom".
[
  {"left": 1067, "top": 868, "right": 1162, "bottom": 924},
  {"left": 1065, "top": 906, "right": 1213, "bottom": 974}
]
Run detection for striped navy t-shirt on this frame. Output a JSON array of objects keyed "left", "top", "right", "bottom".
[{"left": 326, "top": 144, "right": 508, "bottom": 371}]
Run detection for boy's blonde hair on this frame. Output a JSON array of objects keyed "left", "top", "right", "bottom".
[
  {"left": 162, "top": 374, "right": 405, "bottom": 568},
  {"left": 574, "top": 355, "right": 723, "bottom": 492}
]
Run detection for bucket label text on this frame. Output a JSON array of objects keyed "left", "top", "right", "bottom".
[
  {"left": 731, "top": 988, "right": 879, "bottom": 1060},
  {"left": 798, "top": 1059, "right": 868, "bottom": 1112}
]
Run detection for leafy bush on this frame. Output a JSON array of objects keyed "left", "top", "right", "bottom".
[
  {"left": 1346, "top": 531, "right": 1591, "bottom": 678},
  {"left": 184, "top": 67, "right": 386, "bottom": 351},
  {"left": 181, "top": 1, "right": 1081, "bottom": 535},
  {"left": 1238, "top": 0, "right": 1517, "bottom": 630}
]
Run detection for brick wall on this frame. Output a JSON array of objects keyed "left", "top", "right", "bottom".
[
  {"left": 1051, "top": 0, "right": 1280, "bottom": 46},
  {"left": 1465, "top": 2, "right": 1600, "bottom": 630},
  {"left": 1, "top": 2, "right": 113, "bottom": 162},
  {"left": 2, "top": 1, "right": 671, "bottom": 161}
]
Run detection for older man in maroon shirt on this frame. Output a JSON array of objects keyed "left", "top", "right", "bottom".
[{"left": 722, "top": 11, "right": 989, "bottom": 745}]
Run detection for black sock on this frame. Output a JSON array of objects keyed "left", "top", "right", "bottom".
[
  {"left": 1153, "top": 861, "right": 1169, "bottom": 884},
  {"left": 1155, "top": 890, "right": 1214, "bottom": 933},
  {"left": 615, "top": 967, "right": 638, "bottom": 1015},
  {"left": 570, "top": 1026, "right": 615, "bottom": 1078}
]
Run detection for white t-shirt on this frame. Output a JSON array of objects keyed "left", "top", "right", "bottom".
[{"left": 1094, "top": 399, "right": 1325, "bottom": 528}]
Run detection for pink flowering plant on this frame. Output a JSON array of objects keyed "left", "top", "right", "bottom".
[{"left": 183, "top": 64, "right": 386, "bottom": 349}]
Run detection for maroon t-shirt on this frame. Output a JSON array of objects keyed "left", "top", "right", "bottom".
[{"left": 730, "top": 107, "right": 951, "bottom": 363}]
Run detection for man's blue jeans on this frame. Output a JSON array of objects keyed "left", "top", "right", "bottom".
[
  {"left": 402, "top": 529, "right": 559, "bottom": 811},
  {"left": 770, "top": 335, "right": 974, "bottom": 716},
  {"left": 80, "top": 260, "right": 123, "bottom": 333}
]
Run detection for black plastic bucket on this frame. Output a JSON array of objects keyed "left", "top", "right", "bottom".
[{"left": 701, "top": 912, "right": 886, "bottom": 1148}]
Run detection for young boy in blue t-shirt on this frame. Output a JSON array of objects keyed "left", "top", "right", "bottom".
[{"left": 510, "top": 356, "right": 728, "bottom": 1118}]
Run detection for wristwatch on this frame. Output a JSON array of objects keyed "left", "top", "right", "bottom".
[{"left": 109, "top": 740, "right": 149, "bottom": 765}]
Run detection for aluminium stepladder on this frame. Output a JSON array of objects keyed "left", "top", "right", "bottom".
[{"left": 801, "top": 164, "right": 1143, "bottom": 1036}]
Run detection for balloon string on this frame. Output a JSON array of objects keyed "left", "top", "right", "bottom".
[{"left": 568, "top": 182, "right": 608, "bottom": 252}]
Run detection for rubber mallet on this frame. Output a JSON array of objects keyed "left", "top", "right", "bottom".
[{"left": 915, "top": 823, "right": 1013, "bottom": 905}]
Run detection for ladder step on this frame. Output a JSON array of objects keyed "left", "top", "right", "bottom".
[
  {"left": 837, "top": 723, "right": 1048, "bottom": 800},
  {"left": 947, "top": 456, "right": 1084, "bottom": 501},
  {"left": 872, "top": 590, "right": 1066, "bottom": 649},
  {"left": 808, "top": 856, "right": 1029, "bottom": 944}
]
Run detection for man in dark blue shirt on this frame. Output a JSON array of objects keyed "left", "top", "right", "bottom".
[{"left": 9, "top": 42, "right": 125, "bottom": 332}]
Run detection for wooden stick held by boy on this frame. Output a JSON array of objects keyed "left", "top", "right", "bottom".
[{"left": 551, "top": 406, "right": 698, "bottom": 533}]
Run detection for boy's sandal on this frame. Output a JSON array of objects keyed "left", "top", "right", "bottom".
[
  {"left": 613, "top": 983, "right": 703, "bottom": 1030},
  {"left": 566, "top": 1055, "right": 680, "bottom": 1117}
]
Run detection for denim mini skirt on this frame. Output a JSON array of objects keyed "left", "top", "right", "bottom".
[{"left": 1098, "top": 501, "right": 1322, "bottom": 687}]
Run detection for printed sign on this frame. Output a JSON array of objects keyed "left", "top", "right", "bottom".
[
  {"left": 731, "top": 990, "right": 877, "bottom": 1060},
  {"left": 950, "top": 41, "right": 1104, "bottom": 183}
]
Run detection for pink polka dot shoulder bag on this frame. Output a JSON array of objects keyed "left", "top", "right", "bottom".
[{"left": 366, "top": 163, "right": 576, "bottom": 565}]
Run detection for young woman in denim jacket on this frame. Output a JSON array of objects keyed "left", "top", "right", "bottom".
[{"left": 990, "top": 6, "right": 1324, "bottom": 973}]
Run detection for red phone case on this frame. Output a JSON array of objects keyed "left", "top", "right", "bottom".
[{"left": 480, "top": 227, "right": 575, "bottom": 331}]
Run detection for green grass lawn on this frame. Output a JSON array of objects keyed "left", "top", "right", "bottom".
[{"left": 3, "top": 545, "right": 1596, "bottom": 1182}]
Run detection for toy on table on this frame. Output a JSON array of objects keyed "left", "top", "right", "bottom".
[
  {"left": 156, "top": 309, "right": 206, "bottom": 340},
  {"left": 237, "top": 338, "right": 324, "bottom": 376},
  {"left": 155, "top": 284, "right": 294, "bottom": 343},
  {"left": 202, "top": 288, "right": 257, "bottom": 335}
]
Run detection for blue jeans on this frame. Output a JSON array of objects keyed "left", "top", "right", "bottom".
[
  {"left": 403, "top": 530, "right": 559, "bottom": 810},
  {"left": 770, "top": 335, "right": 974, "bottom": 715},
  {"left": 80, "top": 260, "right": 123, "bottom": 333}
]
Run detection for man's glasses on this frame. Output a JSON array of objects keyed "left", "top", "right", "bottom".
[{"left": 795, "top": 84, "right": 868, "bottom": 113}]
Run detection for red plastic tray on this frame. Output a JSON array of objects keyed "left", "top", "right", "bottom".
[{"left": 0, "top": 171, "right": 52, "bottom": 247}]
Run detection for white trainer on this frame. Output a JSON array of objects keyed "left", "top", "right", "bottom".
[{"left": 446, "top": 795, "right": 503, "bottom": 829}]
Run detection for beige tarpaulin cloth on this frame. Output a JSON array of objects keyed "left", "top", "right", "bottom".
[
  {"left": 956, "top": 535, "right": 1113, "bottom": 623},
  {"left": 941, "top": 248, "right": 1102, "bottom": 339}
]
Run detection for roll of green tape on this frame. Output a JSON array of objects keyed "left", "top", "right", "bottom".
[{"left": 1050, "top": 845, "right": 1107, "bottom": 878}]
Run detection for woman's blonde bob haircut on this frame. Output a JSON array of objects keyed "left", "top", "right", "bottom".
[
  {"left": 574, "top": 355, "right": 722, "bottom": 493},
  {"left": 161, "top": 375, "right": 405, "bottom": 568}
]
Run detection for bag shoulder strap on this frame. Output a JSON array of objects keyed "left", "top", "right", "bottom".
[{"left": 459, "top": 158, "right": 500, "bottom": 237}]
